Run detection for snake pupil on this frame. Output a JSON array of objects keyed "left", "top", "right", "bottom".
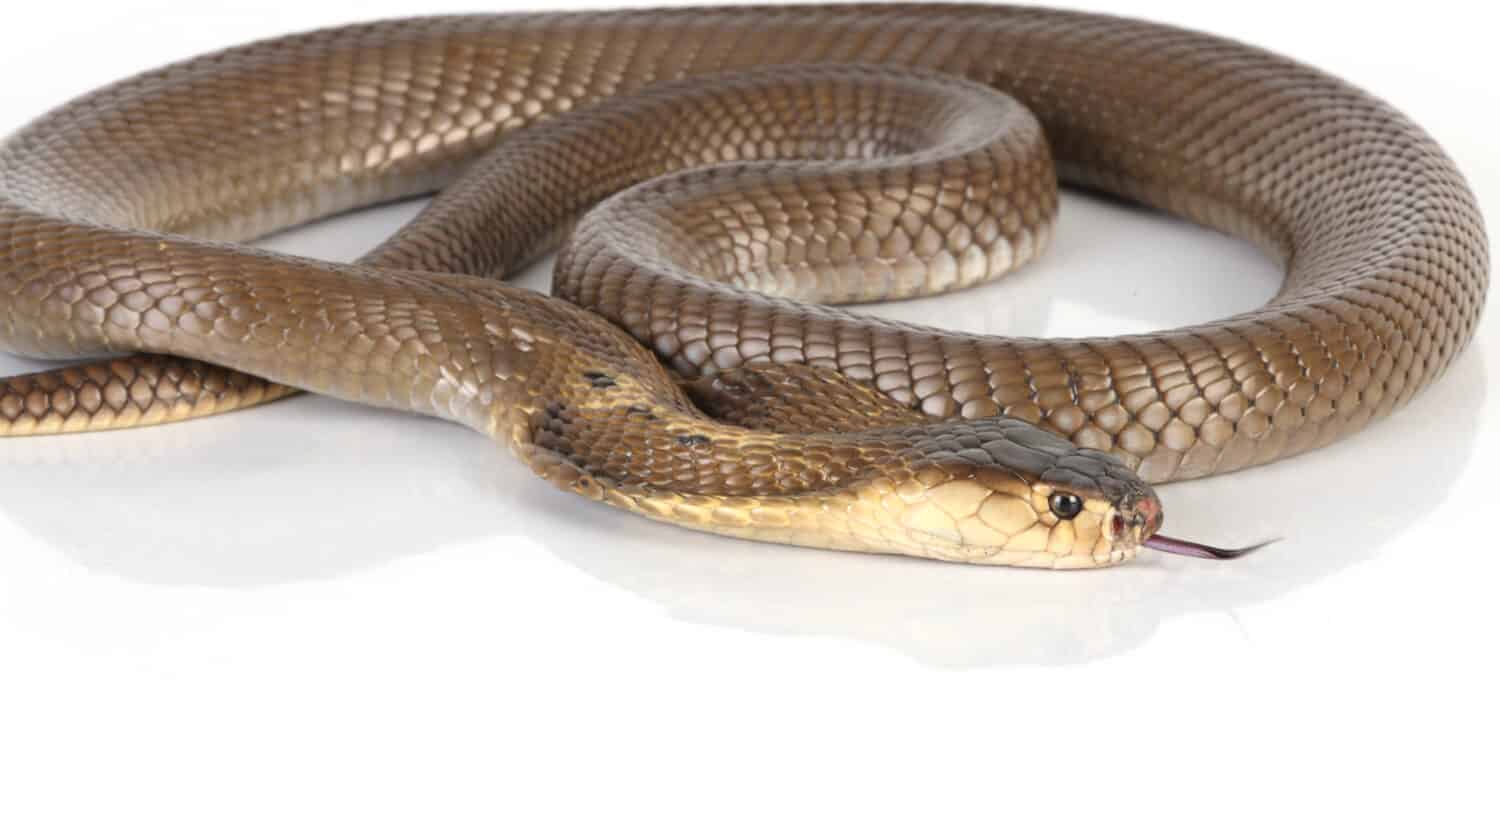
[{"left": 1048, "top": 492, "right": 1084, "bottom": 520}]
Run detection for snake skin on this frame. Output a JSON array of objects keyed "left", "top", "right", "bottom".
[{"left": 0, "top": 4, "right": 1487, "bottom": 567}]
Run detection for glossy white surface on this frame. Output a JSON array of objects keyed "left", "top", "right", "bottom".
[{"left": 1, "top": 2, "right": 1495, "bottom": 823}]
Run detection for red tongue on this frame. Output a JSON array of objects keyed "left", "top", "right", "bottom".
[{"left": 1142, "top": 534, "right": 1272, "bottom": 560}]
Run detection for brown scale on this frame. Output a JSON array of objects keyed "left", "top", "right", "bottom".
[
  {"left": 0, "top": 6, "right": 1486, "bottom": 567},
  {"left": 0, "top": 356, "right": 295, "bottom": 435}
]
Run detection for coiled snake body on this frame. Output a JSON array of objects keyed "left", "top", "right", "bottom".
[{"left": 0, "top": 5, "right": 1486, "bottom": 567}]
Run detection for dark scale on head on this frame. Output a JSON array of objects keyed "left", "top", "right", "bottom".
[{"left": 582, "top": 371, "right": 617, "bottom": 389}]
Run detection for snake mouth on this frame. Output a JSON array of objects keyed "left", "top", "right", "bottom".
[
  {"left": 1111, "top": 494, "right": 1267, "bottom": 560},
  {"left": 1108, "top": 494, "right": 1162, "bottom": 546}
]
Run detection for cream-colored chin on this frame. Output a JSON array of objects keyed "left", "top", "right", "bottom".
[{"left": 958, "top": 542, "right": 1137, "bottom": 569}]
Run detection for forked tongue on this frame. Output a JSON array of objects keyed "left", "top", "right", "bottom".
[{"left": 1143, "top": 534, "right": 1271, "bottom": 560}]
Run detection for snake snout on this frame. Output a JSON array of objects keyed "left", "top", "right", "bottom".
[{"left": 1109, "top": 492, "right": 1164, "bottom": 547}]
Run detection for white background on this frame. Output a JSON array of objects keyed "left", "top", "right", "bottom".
[{"left": 1, "top": 1, "right": 1495, "bottom": 823}]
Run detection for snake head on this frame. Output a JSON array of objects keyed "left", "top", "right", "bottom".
[{"left": 872, "top": 418, "right": 1165, "bottom": 568}]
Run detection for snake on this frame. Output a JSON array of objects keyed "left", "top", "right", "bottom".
[{"left": 0, "top": 4, "right": 1486, "bottom": 568}]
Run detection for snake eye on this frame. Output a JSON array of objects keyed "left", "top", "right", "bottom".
[{"left": 1048, "top": 492, "right": 1084, "bottom": 520}]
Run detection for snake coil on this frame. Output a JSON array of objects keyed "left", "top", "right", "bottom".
[{"left": 0, "top": 5, "right": 1486, "bottom": 567}]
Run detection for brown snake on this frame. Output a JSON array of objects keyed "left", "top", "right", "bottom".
[{"left": 0, "top": 4, "right": 1487, "bottom": 568}]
